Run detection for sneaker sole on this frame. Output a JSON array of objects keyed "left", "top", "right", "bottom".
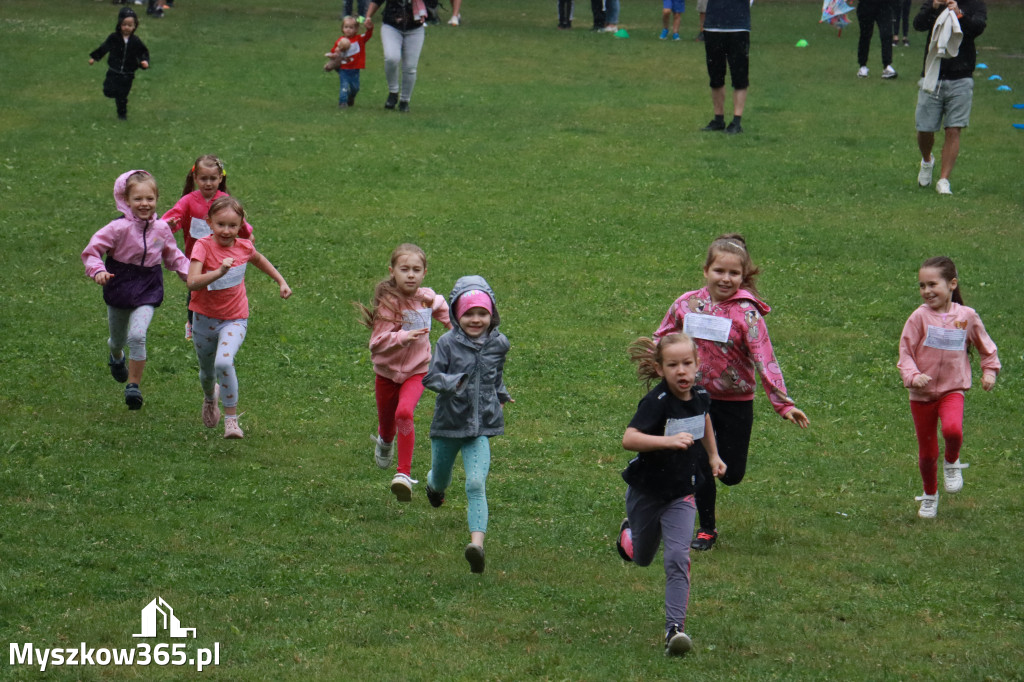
[
  {"left": 465, "top": 544, "right": 485, "bottom": 573},
  {"left": 391, "top": 480, "right": 412, "bottom": 502},
  {"left": 666, "top": 632, "right": 693, "bottom": 656}
]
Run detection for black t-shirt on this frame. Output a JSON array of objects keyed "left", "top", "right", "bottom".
[{"left": 621, "top": 381, "right": 710, "bottom": 501}]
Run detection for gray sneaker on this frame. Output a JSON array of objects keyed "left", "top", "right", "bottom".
[
  {"left": 943, "top": 459, "right": 969, "bottom": 493},
  {"left": 918, "top": 157, "right": 934, "bottom": 187},
  {"left": 665, "top": 624, "right": 692, "bottom": 656},
  {"left": 373, "top": 435, "right": 394, "bottom": 468}
]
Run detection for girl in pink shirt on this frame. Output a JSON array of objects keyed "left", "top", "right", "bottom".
[
  {"left": 355, "top": 244, "right": 451, "bottom": 502},
  {"left": 187, "top": 197, "right": 291, "bottom": 439},
  {"left": 652, "top": 234, "right": 809, "bottom": 551},
  {"left": 162, "top": 155, "right": 254, "bottom": 340},
  {"left": 898, "top": 256, "right": 999, "bottom": 518}
]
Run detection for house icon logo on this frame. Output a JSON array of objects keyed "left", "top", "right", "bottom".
[{"left": 133, "top": 597, "right": 197, "bottom": 638}]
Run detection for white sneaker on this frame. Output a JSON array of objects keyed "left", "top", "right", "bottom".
[
  {"left": 373, "top": 435, "right": 393, "bottom": 468},
  {"left": 943, "top": 460, "right": 969, "bottom": 493},
  {"left": 915, "top": 493, "right": 938, "bottom": 518},
  {"left": 448, "top": 14, "right": 459, "bottom": 25},
  {"left": 881, "top": 65, "right": 898, "bottom": 79},
  {"left": 936, "top": 178, "right": 952, "bottom": 195},
  {"left": 857, "top": 66, "right": 869, "bottom": 78},
  {"left": 918, "top": 156, "right": 934, "bottom": 187},
  {"left": 390, "top": 473, "right": 416, "bottom": 502}
]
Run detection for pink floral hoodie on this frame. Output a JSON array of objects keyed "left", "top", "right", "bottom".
[
  {"left": 898, "top": 302, "right": 1000, "bottom": 402},
  {"left": 369, "top": 287, "right": 452, "bottom": 384},
  {"left": 654, "top": 287, "right": 796, "bottom": 417}
]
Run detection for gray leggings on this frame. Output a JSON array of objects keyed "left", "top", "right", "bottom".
[
  {"left": 626, "top": 487, "right": 696, "bottom": 631},
  {"left": 380, "top": 23, "right": 425, "bottom": 101},
  {"left": 107, "top": 305, "right": 155, "bottom": 362},
  {"left": 192, "top": 312, "right": 248, "bottom": 408}
]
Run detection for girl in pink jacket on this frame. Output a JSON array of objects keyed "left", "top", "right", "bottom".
[
  {"left": 653, "top": 234, "right": 809, "bottom": 550},
  {"left": 898, "top": 256, "right": 999, "bottom": 519},
  {"left": 355, "top": 244, "right": 451, "bottom": 502},
  {"left": 82, "top": 170, "right": 189, "bottom": 410}
]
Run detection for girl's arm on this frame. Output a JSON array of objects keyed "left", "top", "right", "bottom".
[
  {"left": 423, "top": 337, "right": 465, "bottom": 394},
  {"left": 700, "top": 414, "right": 727, "bottom": 478},
  {"left": 81, "top": 224, "right": 117, "bottom": 282},
  {"left": 249, "top": 250, "right": 292, "bottom": 299},
  {"left": 494, "top": 338, "right": 513, "bottom": 404},
  {"left": 897, "top": 313, "right": 928, "bottom": 387},
  {"left": 745, "top": 311, "right": 805, "bottom": 423},
  {"left": 652, "top": 297, "right": 685, "bottom": 341},
  {"left": 187, "top": 257, "right": 232, "bottom": 291},
  {"left": 623, "top": 426, "right": 694, "bottom": 453},
  {"left": 431, "top": 293, "right": 452, "bottom": 330},
  {"left": 970, "top": 312, "right": 1000, "bottom": 391},
  {"left": 161, "top": 195, "right": 190, "bottom": 232},
  {"left": 161, "top": 236, "right": 190, "bottom": 282}
]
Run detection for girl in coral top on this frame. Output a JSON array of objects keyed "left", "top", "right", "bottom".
[
  {"left": 163, "top": 155, "right": 254, "bottom": 340},
  {"left": 653, "top": 234, "right": 809, "bottom": 551},
  {"left": 898, "top": 256, "right": 999, "bottom": 518},
  {"left": 355, "top": 244, "right": 451, "bottom": 502},
  {"left": 187, "top": 197, "right": 290, "bottom": 439}
]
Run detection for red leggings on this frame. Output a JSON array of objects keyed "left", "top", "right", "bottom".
[
  {"left": 375, "top": 373, "right": 425, "bottom": 476},
  {"left": 910, "top": 393, "right": 964, "bottom": 495}
]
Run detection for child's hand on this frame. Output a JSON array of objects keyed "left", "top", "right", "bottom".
[
  {"left": 89, "top": 58, "right": 95, "bottom": 66},
  {"left": 709, "top": 455, "right": 727, "bottom": 479},
  {"left": 912, "top": 374, "right": 932, "bottom": 389},
  {"left": 406, "top": 327, "right": 430, "bottom": 342},
  {"left": 279, "top": 282, "right": 292, "bottom": 299},
  {"left": 166, "top": 217, "right": 179, "bottom": 230},
  {"left": 982, "top": 373, "right": 996, "bottom": 391},
  {"left": 140, "top": 60, "right": 149, "bottom": 69},
  {"left": 93, "top": 271, "right": 113, "bottom": 285},
  {"left": 665, "top": 432, "right": 694, "bottom": 450},
  {"left": 785, "top": 407, "right": 809, "bottom": 429},
  {"left": 219, "top": 257, "right": 234, "bottom": 273}
]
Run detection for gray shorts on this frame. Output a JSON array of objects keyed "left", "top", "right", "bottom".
[
  {"left": 697, "top": 0, "right": 708, "bottom": 12},
  {"left": 915, "top": 77, "right": 973, "bottom": 132}
]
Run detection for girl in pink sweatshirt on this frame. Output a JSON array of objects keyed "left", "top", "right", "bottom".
[
  {"left": 82, "top": 170, "right": 189, "bottom": 410},
  {"left": 653, "top": 234, "right": 809, "bottom": 551},
  {"left": 355, "top": 244, "right": 451, "bottom": 502},
  {"left": 898, "top": 256, "right": 999, "bottom": 519}
]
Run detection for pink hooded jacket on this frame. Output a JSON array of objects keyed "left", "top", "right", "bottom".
[
  {"left": 898, "top": 302, "right": 1000, "bottom": 402},
  {"left": 370, "top": 287, "right": 452, "bottom": 384},
  {"left": 654, "top": 287, "right": 796, "bottom": 417},
  {"left": 82, "top": 170, "right": 189, "bottom": 281}
]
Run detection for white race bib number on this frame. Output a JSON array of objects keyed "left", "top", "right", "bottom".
[
  {"left": 683, "top": 314, "right": 732, "bottom": 343},
  {"left": 923, "top": 325, "right": 967, "bottom": 351},
  {"left": 665, "top": 415, "right": 705, "bottom": 440}
]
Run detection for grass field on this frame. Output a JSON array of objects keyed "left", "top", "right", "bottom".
[{"left": 1, "top": 0, "right": 1022, "bottom": 679}]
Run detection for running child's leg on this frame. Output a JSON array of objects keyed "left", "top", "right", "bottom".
[
  {"left": 661, "top": 494, "right": 696, "bottom": 632},
  {"left": 393, "top": 373, "right": 425, "bottom": 476},
  {"left": 695, "top": 400, "right": 753, "bottom": 532},
  {"left": 374, "top": 375, "right": 401, "bottom": 445},
  {"left": 625, "top": 486, "right": 664, "bottom": 568},
  {"left": 107, "top": 305, "right": 132, "bottom": 361},
  {"left": 428, "top": 436, "right": 460, "bottom": 494},
  {"left": 937, "top": 393, "right": 965, "bottom": 465},
  {"left": 192, "top": 312, "right": 220, "bottom": 398},
  {"left": 910, "top": 399, "right": 940, "bottom": 495},
  {"left": 124, "top": 305, "right": 155, "bottom": 382},
  {"left": 212, "top": 320, "right": 248, "bottom": 414},
  {"left": 462, "top": 435, "right": 491, "bottom": 538}
]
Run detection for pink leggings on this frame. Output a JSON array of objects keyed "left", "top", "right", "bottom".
[
  {"left": 910, "top": 393, "right": 964, "bottom": 495},
  {"left": 375, "top": 373, "right": 425, "bottom": 476}
]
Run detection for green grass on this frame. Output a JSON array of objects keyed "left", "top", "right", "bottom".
[{"left": 1, "top": 0, "right": 1023, "bottom": 679}]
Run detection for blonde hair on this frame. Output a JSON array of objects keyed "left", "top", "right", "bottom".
[
  {"left": 628, "top": 333, "right": 699, "bottom": 387},
  {"left": 124, "top": 171, "right": 158, "bottom": 198},
  {"left": 705, "top": 233, "right": 761, "bottom": 297},
  {"left": 354, "top": 244, "right": 431, "bottom": 328},
  {"left": 207, "top": 195, "right": 246, "bottom": 224}
]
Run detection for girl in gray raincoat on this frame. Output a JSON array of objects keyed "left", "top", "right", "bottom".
[{"left": 423, "top": 275, "right": 512, "bottom": 574}]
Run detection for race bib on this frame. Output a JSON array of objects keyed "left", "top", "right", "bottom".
[
  {"left": 189, "top": 217, "right": 212, "bottom": 240},
  {"left": 923, "top": 325, "right": 967, "bottom": 351},
  {"left": 683, "top": 314, "right": 732, "bottom": 343},
  {"left": 665, "top": 415, "right": 705, "bottom": 440},
  {"left": 208, "top": 263, "right": 246, "bottom": 291},
  {"left": 402, "top": 307, "right": 432, "bottom": 331}
]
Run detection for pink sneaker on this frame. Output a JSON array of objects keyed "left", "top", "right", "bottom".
[
  {"left": 224, "top": 416, "right": 244, "bottom": 439},
  {"left": 616, "top": 518, "right": 634, "bottom": 562},
  {"left": 202, "top": 385, "right": 220, "bottom": 428}
]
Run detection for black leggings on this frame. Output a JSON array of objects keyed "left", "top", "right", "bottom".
[{"left": 694, "top": 399, "right": 754, "bottom": 531}]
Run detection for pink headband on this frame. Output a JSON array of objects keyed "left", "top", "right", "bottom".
[{"left": 456, "top": 290, "right": 493, "bottom": 319}]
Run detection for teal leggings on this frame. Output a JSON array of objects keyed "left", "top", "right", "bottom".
[{"left": 428, "top": 436, "right": 491, "bottom": 534}]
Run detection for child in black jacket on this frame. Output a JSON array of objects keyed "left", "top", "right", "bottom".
[{"left": 89, "top": 8, "right": 150, "bottom": 120}]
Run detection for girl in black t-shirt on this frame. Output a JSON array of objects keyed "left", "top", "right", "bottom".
[{"left": 616, "top": 333, "right": 726, "bottom": 656}]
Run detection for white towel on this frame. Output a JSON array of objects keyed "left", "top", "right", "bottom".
[{"left": 921, "top": 8, "right": 962, "bottom": 94}]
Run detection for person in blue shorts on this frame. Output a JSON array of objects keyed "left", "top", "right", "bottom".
[{"left": 660, "top": 0, "right": 684, "bottom": 40}]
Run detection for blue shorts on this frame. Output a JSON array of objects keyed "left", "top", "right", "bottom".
[
  {"left": 915, "top": 77, "right": 973, "bottom": 131},
  {"left": 663, "top": 0, "right": 685, "bottom": 13}
]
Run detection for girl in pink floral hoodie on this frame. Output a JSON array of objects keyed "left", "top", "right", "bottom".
[{"left": 653, "top": 234, "right": 809, "bottom": 550}]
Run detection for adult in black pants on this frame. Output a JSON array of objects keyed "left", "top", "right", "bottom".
[
  {"left": 856, "top": 0, "right": 897, "bottom": 79},
  {"left": 590, "top": 0, "right": 605, "bottom": 31}
]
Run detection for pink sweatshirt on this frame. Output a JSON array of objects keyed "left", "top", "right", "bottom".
[
  {"left": 898, "top": 302, "right": 1000, "bottom": 402},
  {"left": 654, "top": 287, "right": 796, "bottom": 417},
  {"left": 82, "top": 170, "right": 189, "bottom": 280},
  {"left": 369, "top": 287, "right": 452, "bottom": 384},
  {"left": 161, "top": 190, "right": 254, "bottom": 258}
]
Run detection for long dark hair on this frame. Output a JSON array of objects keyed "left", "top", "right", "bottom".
[
  {"left": 182, "top": 155, "right": 229, "bottom": 197},
  {"left": 921, "top": 256, "right": 964, "bottom": 305}
]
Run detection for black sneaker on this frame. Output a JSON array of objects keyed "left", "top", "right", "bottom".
[
  {"left": 465, "top": 543, "right": 485, "bottom": 574},
  {"left": 725, "top": 120, "right": 743, "bottom": 135},
  {"left": 384, "top": 92, "right": 399, "bottom": 110},
  {"left": 701, "top": 119, "right": 725, "bottom": 132},
  {"left": 665, "top": 624, "right": 692, "bottom": 656},
  {"left": 398, "top": 101, "right": 410, "bottom": 113},
  {"left": 124, "top": 383, "right": 143, "bottom": 410},
  {"left": 108, "top": 353, "right": 128, "bottom": 383},
  {"left": 691, "top": 528, "right": 717, "bottom": 551},
  {"left": 425, "top": 483, "right": 445, "bottom": 508},
  {"left": 616, "top": 518, "right": 633, "bottom": 562},
  {"left": 347, "top": 92, "right": 356, "bottom": 106}
]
